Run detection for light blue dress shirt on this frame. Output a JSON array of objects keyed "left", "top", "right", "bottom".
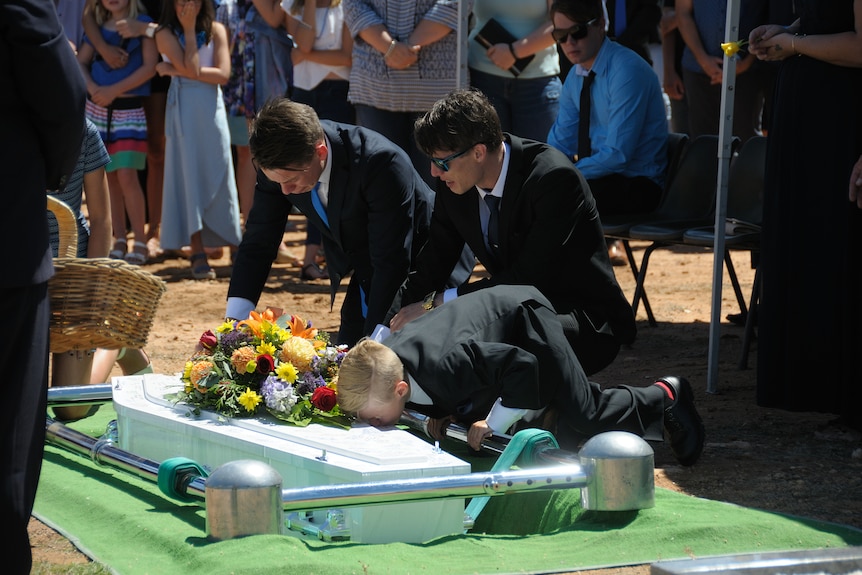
[{"left": 547, "top": 38, "right": 667, "bottom": 187}]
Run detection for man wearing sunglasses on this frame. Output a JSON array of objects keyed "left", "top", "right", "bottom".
[
  {"left": 226, "top": 98, "right": 470, "bottom": 346},
  {"left": 547, "top": 0, "right": 668, "bottom": 266},
  {"left": 385, "top": 89, "right": 635, "bottom": 377}
]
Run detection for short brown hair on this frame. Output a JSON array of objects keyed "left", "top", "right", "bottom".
[
  {"left": 248, "top": 98, "right": 324, "bottom": 170},
  {"left": 413, "top": 89, "right": 504, "bottom": 156},
  {"left": 549, "top": 0, "right": 603, "bottom": 24},
  {"left": 336, "top": 339, "right": 405, "bottom": 414}
]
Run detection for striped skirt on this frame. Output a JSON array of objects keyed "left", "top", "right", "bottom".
[{"left": 85, "top": 98, "right": 147, "bottom": 172}]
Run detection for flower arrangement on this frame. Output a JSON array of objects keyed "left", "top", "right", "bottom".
[{"left": 175, "top": 309, "right": 352, "bottom": 429}]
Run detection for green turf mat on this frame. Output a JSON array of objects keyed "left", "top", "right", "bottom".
[{"left": 34, "top": 406, "right": 862, "bottom": 575}]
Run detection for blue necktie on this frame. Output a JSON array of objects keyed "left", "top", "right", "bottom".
[
  {"left": 614, "top": 0, "right": 627, "bottom": 38},
  {"left": 484, "top": 194, "right": 501, "bottom": 253},
  {"left": 310, "top": 182, "right": 328, "bottom": 228}
]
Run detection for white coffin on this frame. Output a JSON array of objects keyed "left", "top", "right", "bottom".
[{"left": 111, "top": 374, "right": 470, "bottom": 543}]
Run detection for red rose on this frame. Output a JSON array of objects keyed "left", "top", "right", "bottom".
[
  {"left": 256, "top": 354, "right": 275, "bottom": 374},
  {"left": 199, "top": 330, "right": 218, "bottom": 350},
  {"left": 311, "top": 386, "right": 337, "bottom": 412}
]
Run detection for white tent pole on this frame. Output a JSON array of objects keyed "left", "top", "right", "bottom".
[{"left": 706, "top": 0, "right": 741, "bottom": 394}]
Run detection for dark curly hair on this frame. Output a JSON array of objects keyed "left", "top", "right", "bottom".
[{"left": 413, "top": 89, "right": 504, "bottom": 156}]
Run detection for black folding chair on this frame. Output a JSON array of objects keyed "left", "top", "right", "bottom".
[{"left": 602, "top": 132, "right": 690, "bottom": 326}]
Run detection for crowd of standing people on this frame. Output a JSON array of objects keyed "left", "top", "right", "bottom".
[{"left": 4, "top": 0, "right": 862, "bottom": 571}]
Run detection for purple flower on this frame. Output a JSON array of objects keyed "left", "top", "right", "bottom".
[
  {"left": 295, "top": 372, "right": 325, "bottom": 396},
  {"left": 220, "top": 330, "right": 253, "bottom": 354},
  {"left": 260, "top": 375, "right": 298, "bottom": 413}
]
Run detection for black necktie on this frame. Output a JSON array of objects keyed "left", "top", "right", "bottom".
[
  {"left": 484, "top": 194, "right": 501, "bottom": 253},
  {"left": 578, "top": 71, "right": 596, "bottom": 159}
]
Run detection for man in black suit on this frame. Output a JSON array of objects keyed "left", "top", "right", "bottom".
[
  {"left": 1, "top": 1, "right": 86, "bottom": 571},
  {"left": 227, "top": 98, "right": 469, "bottom": 345},
  {"left": 340, "top": 285, "right": 704, "bottom": 466},
  {"left": 386, "top": 89, "right": 634, "bottom": 375}
]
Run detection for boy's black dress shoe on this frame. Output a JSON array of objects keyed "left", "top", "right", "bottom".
[{"left": 657, "top": 376, "right": 705, "bottom": 466}]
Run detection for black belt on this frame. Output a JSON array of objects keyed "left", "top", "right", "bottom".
[{"left": 90, "top": 96, "right": 143, "bottom": 139}]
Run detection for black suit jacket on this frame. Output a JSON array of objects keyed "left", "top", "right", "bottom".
[
  {"left": 229, "top": 122, "right": 434, "bottom": 343},
  {"left": 388, "top": 286, "right": 571, "bottom": 422},
  {"left": 389, "top": 134, "right": 636, "bottom": 346},
  {"left": 388, "top": 285, "right": 664, "bottom": 442},
  {"left": 1, "top": 0, "right": 86, "bottom": 287}
]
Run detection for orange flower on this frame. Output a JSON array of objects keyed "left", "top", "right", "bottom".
[
  {"left": 237, "top": 309, "right": 280, "bottom": 339},
  {"left": 287, "top": 314, "right": 318, "bottom": 340},
  {"left": 189, "top": 360, "right": 214, "bottom": 393}
]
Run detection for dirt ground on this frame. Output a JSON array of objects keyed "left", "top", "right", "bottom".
[{"left": 31, "top": 217, "right": 862, "bottom": 572}]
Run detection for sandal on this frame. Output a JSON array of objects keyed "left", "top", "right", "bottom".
[
  {"left": 109, "top": 239, "right": 126, "bottom": 260},
  {"left": 300, "top": 263, "right": 329, "bottom": 281},
  {"left": 124, "top": 241, "right": 148, "bottom": 265},
  {"left": 190, "top": 252, "right": 216, "bottom": 280}
]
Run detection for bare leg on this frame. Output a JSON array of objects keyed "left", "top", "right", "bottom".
[
  {"left": 91, "top": 348, "right": 152, "bottom": 383},
  {"left": 106, "top": 170, "right": 128, "bottom": 257},
  {"left": 235, "top": 143, "right": 256, "bottom": 224},
  {"left": 50, "top": 350, "right": 96, "bottom": 421},
  {"left": 90, "top": 349, "right": 120, "bottom": 383},
  {"left": 111, "top": 167, "right": 148, "bottom": 264},
  {"left": 114, "top": 167, "right": 147, "bottom": 248},
  {"left": 143, "top": 92, "right": 167, "bottom": 258}
]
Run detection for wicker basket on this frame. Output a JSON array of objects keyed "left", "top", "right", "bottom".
[{"left": 47, "top": 196, "right": 167, "bottom": 353}]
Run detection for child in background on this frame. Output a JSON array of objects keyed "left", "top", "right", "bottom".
[
  {"left": 76, "top": 0, "right": 157, "bottom": 265},
  {"left": 217, "top": 0, "right": 295, "bottom": 265},
  {"left": 48, "top": 117, "right": 156, "bottom": 422},
  {"left": 155, "top": 0, "right": 242, "bottom": 280}
]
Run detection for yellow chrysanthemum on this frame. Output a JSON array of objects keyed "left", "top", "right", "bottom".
[
  {"left": 238, "top": 388, "right": 262, "bottom": 412},
  {"left": 276, "top": 361, "right": 298, "bottom": 383},
  {"left": 280, "top": 336, "right": 316, "bottom": 371},
  {"left": 257, "top": 341, "right": 277, "bottom": 356},
  {"left": 231, "top": 346, "right": 258, "bottom": 374},
  {"left": 216, "top": 321, "right": 236, "bottom": 334}
]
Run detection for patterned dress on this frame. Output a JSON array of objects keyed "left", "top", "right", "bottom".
[
  {"left": 218, "top": 0, "right": 292, "bottom": 119},
  {"left": 82, "top": 16, "right": 152, "bottom": 171}
]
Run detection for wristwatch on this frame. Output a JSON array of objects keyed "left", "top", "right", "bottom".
[
  {"left": 145, "top": 23, "right": 156, "bottom": 38},
  {"left": 422, "top": 291, "right": 436, "bottom": 311}
]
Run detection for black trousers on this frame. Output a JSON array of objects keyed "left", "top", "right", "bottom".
[
  {"left": 587, "top": 173, "right": 663, "bottom": 216},
  {"left": 557, "top": 308, "right": 620, "bottom": 376},
  {"left": 1, "top": 282, "right": 50, "bottom": 575}
]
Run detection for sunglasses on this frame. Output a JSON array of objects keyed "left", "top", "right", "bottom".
[
  {"left": 430, "top": 144, "right": 477, "bottom": 172},
  {"left": 552, "top": 18, "right": 598, "bottom": 44}
]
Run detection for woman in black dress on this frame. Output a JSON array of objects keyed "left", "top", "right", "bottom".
[{"left": 749, "top": 0, "right": 862, "bottom": 430}]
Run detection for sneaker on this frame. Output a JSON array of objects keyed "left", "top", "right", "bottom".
[{"left": 657, "top": 376, "right": 705, "bottom": 466}]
